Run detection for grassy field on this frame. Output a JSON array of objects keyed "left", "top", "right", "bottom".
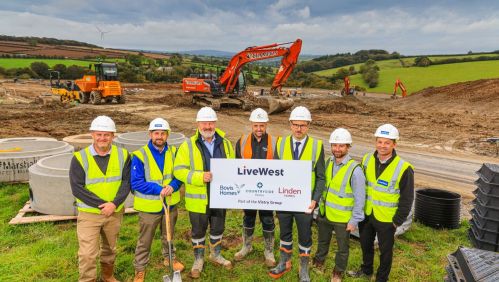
[
  {"left": 0, "top": 183, "right": 471, "bottom": 281},
  {"left": 0, "top": 58, "right": 125, "bottom": 69},
  {"left": 313, "top": 55, "right": 499, "bottom": 94}
]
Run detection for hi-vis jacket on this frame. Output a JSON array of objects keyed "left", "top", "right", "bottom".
[{"left": 173, "top": 128, "right": 234, "bottom": 214}]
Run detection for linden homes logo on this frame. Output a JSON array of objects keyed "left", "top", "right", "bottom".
[
  {"left": 278, "top": 186, "right": 302, "bottom": 198},
  {"left": 219, "top": 183, "right": 244, "bottom": 196}
]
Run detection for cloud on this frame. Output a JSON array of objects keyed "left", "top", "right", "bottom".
[{"left": 1, "top": 1, "right": 499, "bottom": 55}]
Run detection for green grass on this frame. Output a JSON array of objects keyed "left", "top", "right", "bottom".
[
  {"left": 0, "top": 58, "right": 125, "bottom": 69},
  {"left": 0, "top": 183, "right": 471, "bottom": 281},
  {"left": 314, "top": 56, "right": 499, "bottom": 94}
]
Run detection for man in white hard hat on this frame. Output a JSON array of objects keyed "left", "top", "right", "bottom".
[
  {"left": 234, "top": 108, "right": 277, "bottom": 267},
  {"left": 312, "top": 128, "right": 366, "bottom": 282},
  {"left": 269, "top": 106, "right": 325, "bottom": 282},
  {"left": 348, "top": 124, "right": 414, "bottom": 282},
  {"left": 131, "top": 118, "right": 184, "bottom": 282},
  {"left": 173, "top": 106, "right": 235, "bottom": 278},
  {"left": 70, "top": 115, "right": 131, "bottom": 282}
]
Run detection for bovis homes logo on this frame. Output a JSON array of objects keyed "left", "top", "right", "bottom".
[{"left": 219, "top": 183, "right": 244, "bottom": 196}]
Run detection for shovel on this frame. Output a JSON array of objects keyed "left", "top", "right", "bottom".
[{"left": 160, "top": 195, "right": 182, "bottom": 282}]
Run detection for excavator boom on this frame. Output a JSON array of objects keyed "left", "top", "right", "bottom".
[
  {"left": 219, "top": 39, "right": 302, "bottom": 94},
  {"left": 393, "top": 79, "right": 407, "bottom": 98}
]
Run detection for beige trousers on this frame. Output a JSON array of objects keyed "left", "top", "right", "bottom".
[{"left": 77, "top": 210, "right": 123, "bottom": 282}]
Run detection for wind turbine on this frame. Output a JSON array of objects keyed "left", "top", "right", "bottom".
[{"left": 95, "top": 25, "right": 110, "bottom": 41}]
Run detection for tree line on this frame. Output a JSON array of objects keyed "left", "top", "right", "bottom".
[{"left": 0, "top": 35, "right": 99, "bottom": 48}]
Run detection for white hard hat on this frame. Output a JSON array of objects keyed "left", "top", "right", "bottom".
[
  {"left": 329, "top": 128, "right": 352, "bottom": 144},
  {"left": 148, "top": 117, "right": 170, "bottom": 131},
  {"left": 289, "top": 106, "right": 312, "bottom": 121},
  {"left": 89, "top": 115, "right": 116, "bottom": 132},
  {"left": 196, "top": 107, "right": 218, "bottom": 122},
  {"left": 374, "top": 124, "right": 399, "bottom": 140},
  {"left": 249, "top": 108, "right": 269, "bottom": 122}
]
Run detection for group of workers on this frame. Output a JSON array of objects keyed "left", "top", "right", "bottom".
[{"left": 70, "top": 105, "right": 414, "bottom": 282}]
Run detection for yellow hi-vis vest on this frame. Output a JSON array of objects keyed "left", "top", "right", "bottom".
[
  {"left": 132, "top": 144, "right": 179, "bottom": 212},
  {"left": 362, "top": 153, "right": 413, "bottom": 222},
  {"left": 276, "top": 135, "right": 322, "bottom": 192},
  {"left": 173, "top": 129, "right": 234, "bottom": 214},
  {"left": 320, "top": 157, "right": 359, "bottom": 223},
  {"left": 74, "top": 145, "right": 128, "bottom": 214}
]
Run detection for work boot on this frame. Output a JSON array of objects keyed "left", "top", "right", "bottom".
[
  {"left": 164, "top": 256, "right": 185, "bottom": 272},
  {"left": 268, "top": 250, "right": 292, "bottom": 279},
  {"left": 133, "top": 270, "right": 145, "bottom": 282},
  {"left": 209, "top": 243, "right": 233, "bottom": 270},
  {"left": 331, "top": 269, "right": 343, "bottom": 282},
  {"left": 101, "top": 263, "right": 120, "bottom": 282},
  {"left": 263, "top": 230, "right": 276, "bottom": 267},
  {"left": 298, "top": 256, "right": 310, "bottom": 282},
  {"left": 234, "top": 227, "right": 254, "bottom": 261},
  {"left": 346, "top": 269, "right": 372, "bottom": 279},
  {"left": 190, "top": 247, "right": 205, "bottom": 279},
  {"left": 312, "top": 257, "right": 324, "bottom": 268}
]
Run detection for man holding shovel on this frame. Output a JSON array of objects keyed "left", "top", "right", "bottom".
[{"left": 131, "top": 118, "right": 184, "bottom": 282}]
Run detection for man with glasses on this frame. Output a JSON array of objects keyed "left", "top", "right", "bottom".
[{"left": 269, "top": 106, "right": 325, "bottom": 282}]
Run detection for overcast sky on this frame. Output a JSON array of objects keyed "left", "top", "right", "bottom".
[{"left": 1, "top": 0, "right": 499, "bottom": 55}]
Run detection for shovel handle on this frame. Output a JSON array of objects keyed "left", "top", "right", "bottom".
[{"left": 160, "top": 195, "right": 172, "bottom": 241}]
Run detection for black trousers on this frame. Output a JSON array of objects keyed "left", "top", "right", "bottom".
[
  {"left": 359, "top": 214, "right": 396, "bottom": 282},
  {"left": 189, "top": 209, "right": 226, "bottom": 242},
  {"left": 243, "top": 209, "right": 275, "bottom": 232},
  {"left": 277, "top": 211, "right": 313, "bottom": 254}
]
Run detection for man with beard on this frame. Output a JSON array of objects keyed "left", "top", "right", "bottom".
[
  {"left": 70, "top": 116, "right": 131, "bottom": 282},
  {"left": 269, "top": 106, "right": 325, "bottom": 282},
  {"left": 131, "top": 118, "right": 184, "bottom": 282},
  {"left": 174, "top": 107, "right": 235, "bottom": 279},
  {"left": 312, "top": 128, "right": 365, "bottom": 282},
  {"left": 234, "top": 108, "right": 277, "bottom": 267},
  {"left": 348, "top": 124, "right": 414, "bottom": 282}
]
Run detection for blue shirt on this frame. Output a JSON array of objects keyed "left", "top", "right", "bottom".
[
  {"left": 131, "top": 140, "right": 182, "bottom": 209},
  {"left": 202, "top": 135, "right": 216, "bottom": 157}
]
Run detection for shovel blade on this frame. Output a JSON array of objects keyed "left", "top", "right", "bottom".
[
  {"left": 172, "top": 271, "right": 182, "bottom": 282},
  {"left": 162, "top": 274, "right": 172, "bottom": 282}
]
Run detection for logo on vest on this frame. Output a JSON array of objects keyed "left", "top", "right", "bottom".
[{"left": 377, "top": 179, "right": 389, "bottom": 186}]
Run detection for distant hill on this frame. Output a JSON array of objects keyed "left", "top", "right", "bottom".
[
  {"left": 177, "top": 50, "right": 235, "bottom": 58},
  {"left": 0, "top": 34, "right": 99, "bottom": 48}
]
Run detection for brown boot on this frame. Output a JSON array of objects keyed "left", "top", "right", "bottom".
[
  {"left": 331, "top": 269, "right": 343, "bottom": 282},
  {"left": 164, "top": 257, "right": 185, "bottom": 272},
  {"left": 133, "top": 270, "right": 145, "bottom": 282},
  {"left": 101, "top": 263, "right": 119, "bottom": 282}
]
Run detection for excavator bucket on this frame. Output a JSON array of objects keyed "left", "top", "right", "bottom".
[
  {"left": 251, "top": 96, "right": 294, "bottom": 115},
  {"left": 267, "top": 97, "right": 294, "bottom": 114}
]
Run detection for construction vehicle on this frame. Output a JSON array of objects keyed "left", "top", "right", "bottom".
[
  {"left": 341, "top": 76, "right": 355, "bottom": 96},
  {"left": 182, "top": 39, "right": 302, "bottom": 114},
  {"left": 392, "top": 79, "right": 407, "bottom": 98},
  {"left": 49, "top": 70, "right": 81, "bottom": 103},
  {"left": 75, "top": 63, "right": 125, "bottom": 104}
]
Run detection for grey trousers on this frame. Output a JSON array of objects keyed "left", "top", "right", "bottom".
[{"left": 314, "top": 216, "right": 350, "bottom": 272}]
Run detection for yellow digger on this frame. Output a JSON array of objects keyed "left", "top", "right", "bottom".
[{"left": 49, "top": 70, "right": 81, "bottom": 103}]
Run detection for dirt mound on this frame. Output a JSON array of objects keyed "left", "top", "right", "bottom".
[
  {"left": 402, "top": 79, "right": 499, "bottom": 113},
  {"left": 305, "top": 96, "right": 371, "bottom": 114}
]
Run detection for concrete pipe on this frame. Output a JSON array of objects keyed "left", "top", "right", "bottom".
[
  {"left": 0, "top": 139, "right": 74, "bottom": 183},
  {"left": 29, "top": 152, "right": 134, "bottom": 216},
  {"left": 114, "top": 131, "right": 186, "bottom": 152},
  {"left": 63, "top": 134, "right": 94, "bottom": 151},
  {"left": 0, "top": 137, "right": 57, "bottom": 143}
]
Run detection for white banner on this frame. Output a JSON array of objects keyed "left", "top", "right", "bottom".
[{"left": 209, "top": 159, "right": 312, "bottom": 212}]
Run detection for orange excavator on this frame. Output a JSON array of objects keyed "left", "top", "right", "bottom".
[
  {"left": 182, "top": 39, "right": 302, "bottom": 114},
  {"left": 341, "top": 76, "right": 355, "bottom": 96},
  {"left": 392, "top": 79, "right": 407, "bottom": 98}
]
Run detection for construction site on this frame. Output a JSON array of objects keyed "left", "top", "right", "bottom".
[{"left": 1, "top": 37, "right": 499, "bottom": 282}]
